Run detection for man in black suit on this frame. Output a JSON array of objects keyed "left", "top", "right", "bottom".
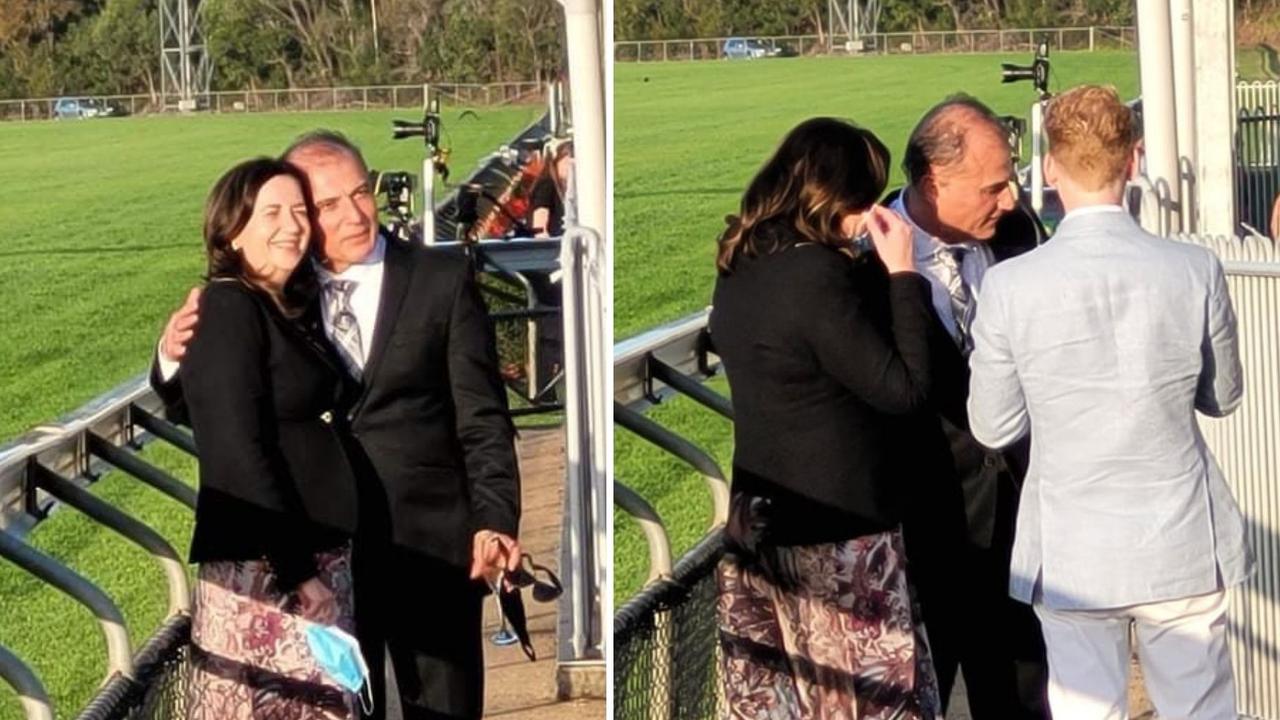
[
  {"left": 886, "top": 97, "right": 1050, "bottom": 718},
  {"left": 156, "top": 131, "right": 521, "bottom": 720}
]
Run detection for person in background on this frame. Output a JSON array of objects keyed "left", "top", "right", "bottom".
[{"left": 530, "top": 140, "right": 573, "bottom": 238}]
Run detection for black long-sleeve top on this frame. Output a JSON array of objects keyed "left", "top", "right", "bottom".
[
  {"left": 178, "top": 280, "right": 359, "bottom": 589},
  {"left": 709, "top": 235, "right": 936, "bottom": 545}
]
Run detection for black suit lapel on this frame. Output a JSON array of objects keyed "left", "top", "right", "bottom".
[{"left": 355, "top": 239, "right": 413, "bottom": 404}]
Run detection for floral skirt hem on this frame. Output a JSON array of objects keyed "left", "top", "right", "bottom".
[{"left": 717, "top": 528, "right": 942, "bottom": 720}]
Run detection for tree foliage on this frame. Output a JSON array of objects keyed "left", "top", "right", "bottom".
[{"left": 0, "top": 0, "right": 566, "bottom": 99}]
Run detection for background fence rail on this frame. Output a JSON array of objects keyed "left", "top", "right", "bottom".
[
  {"left": 0, "top": 82, "right": 546, "bottom": 122},
  {"left": 614, "top": 25, "right": 1134, "bottom": 63}
]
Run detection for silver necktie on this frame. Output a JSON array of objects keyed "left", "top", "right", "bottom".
[
  {"left": 939, "top": 247, "right": 976, "bottom": 355},
  {"left": 325, "top": 279, "right": 364, "bottom": 377}
]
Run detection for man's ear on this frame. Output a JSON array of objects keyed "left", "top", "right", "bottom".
[
  {"left": 1043, "top": 152, "right": 1059, "bottom": 188},
  {"left": 920, "top": 172, "right": 939, "bottom": 201},
  {"left": 1128, "top": 142, "right": 1142, "bottom": 181}
]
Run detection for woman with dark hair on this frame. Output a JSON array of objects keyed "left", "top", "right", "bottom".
[
  {"left": 710, "top": 117, "right": 942, "bottom": 719},
  {"left": 177, "top": 157, "right": 362, "bottom": 719}
]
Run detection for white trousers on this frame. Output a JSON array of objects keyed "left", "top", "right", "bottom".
[{"left": 1033, "top": 590, "right": 1236, "bottom": 720}]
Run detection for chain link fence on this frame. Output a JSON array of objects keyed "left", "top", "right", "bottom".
[
  {"left": 79, "top": 615, "right": 191, "bottom": 720},
  {"left": 615, "top": 532, "right": 725, "bottom": 720}
]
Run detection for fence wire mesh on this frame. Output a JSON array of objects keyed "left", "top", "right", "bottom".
[
  {"left": 79, "top": 615, "right": 190, "bottom": 720},
  {"left": 615, "top": 532, "right": 725, "bottom": 720}
]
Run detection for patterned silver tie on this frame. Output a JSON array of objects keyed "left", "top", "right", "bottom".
[
  {"left": 325, "top": 279, "right": 364, "bottom": 378},
  {"left": 939, "top": 246, "right": 976, "bottom": 355}
]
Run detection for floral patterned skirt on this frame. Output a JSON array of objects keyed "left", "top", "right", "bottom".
[
  {"left": 186, "top": 546, "right": 357, "bottom": 720},
  {"left": 717, "top": 528, "right": 941, "bottom": 720}
]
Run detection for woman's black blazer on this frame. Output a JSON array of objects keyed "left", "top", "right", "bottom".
[
  {"left": 709, "top": 238, "right": 937, "bottom": 544},
  {"left": 177, "top": 280, "right": 359, "bottom": 589}
]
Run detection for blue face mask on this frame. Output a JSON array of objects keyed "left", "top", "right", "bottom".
[{"left": 304, "top": 622, "right": 374, "bottom": 715}]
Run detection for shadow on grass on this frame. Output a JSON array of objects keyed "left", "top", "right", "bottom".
[{"left": 0, "top": 243, "right": 195, "bottom": 258}]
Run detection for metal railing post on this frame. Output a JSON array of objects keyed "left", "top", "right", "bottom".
[
  {"left": 32, "top": 463, "right": 191, "bottom": 617},
  {"left": 129, "top": 405, "right": 197, "bottom": 457},
  {"left": 647, "top": 359, "right": 733, "bottom": 421},
  {"left": 0, "top": 645, "right": 52, "bottom": 720},
  {"left": 0, "top": 531, "right": 133, "bottom": 680},
  {"left": 614, "top": 403, "right": 730, "bottom": 527},
  {"left": 614, "top": 481, "right": 672, "bottom": 584},
  {"left": 87, "top": 433, "right": 196, "bottom": 509}
]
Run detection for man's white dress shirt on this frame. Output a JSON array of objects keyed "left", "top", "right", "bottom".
[
  {"left": 315, "top": 234, "right": 387, "bottom": 370},
  {"left": 888, "top": 192, "right": 995, "bottom": 343}
]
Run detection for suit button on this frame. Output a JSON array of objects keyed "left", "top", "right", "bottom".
[
  {"left": 320, "top": 411, "right": 334, "bottom": 424},
  {"left": 983, "top": 455, "right": 996, "bottom": 468}
]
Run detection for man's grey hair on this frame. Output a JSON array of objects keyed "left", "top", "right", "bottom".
[
  {"left": 902, "top": 93, "right": 1007, "bottom": 188},
  {"left": 280, "top": 129, "right": 369, "bottom": 173}
]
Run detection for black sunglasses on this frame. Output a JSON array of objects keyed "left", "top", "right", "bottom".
[{"left": 503, "top": 553, "right": 563, "bottom": 603}]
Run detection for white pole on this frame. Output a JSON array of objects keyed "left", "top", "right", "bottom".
[
  {"left": 421, "top": 86, "right": 436, "bottom": 245},
  {"left": 1135, "top": 0, "right": 1180, "bottom": 234},
  {"left": 1170, "top": 0, "right": 1197, "bottom": 232},
  {"left": 562, "top": 0, "right": 606, "bottom": 240},
  {"left": 560, "top": 0, "right": 608, "bottom": 668},
  {"left": 1031, "top": 100, "right": 1045, "bottom": 215},
  {"left": 1192, "top": 0, "right": 1237, "bottom": 238}
]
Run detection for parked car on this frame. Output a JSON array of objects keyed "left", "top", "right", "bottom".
[
  {"left": 52, "top": 97, "right": 121, "bottom": 119},
  {"left": 723, "top": 37, "right": 782, "bottom": 60}
]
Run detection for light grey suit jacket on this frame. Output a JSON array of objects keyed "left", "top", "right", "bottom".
[{"left": 967, "top": 207, "right": 1251, "bottom": 610}]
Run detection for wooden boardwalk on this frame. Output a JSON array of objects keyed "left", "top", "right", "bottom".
[{"left": 481, "top": 426, "right": 604, "bottom": 719}]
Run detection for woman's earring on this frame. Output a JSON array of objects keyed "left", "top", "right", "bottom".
[{"left": 231, "top": 243, "right": 241, "bottom": 251}]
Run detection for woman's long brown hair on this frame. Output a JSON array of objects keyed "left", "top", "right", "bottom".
[{"left": 717, "top": 117, "right": 889, "bottom": 273}]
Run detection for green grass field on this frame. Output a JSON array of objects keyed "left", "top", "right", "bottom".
[
  {"left": 0, "top": 105, "right": 542, "bottom": 719},
  {"left": 612, "top": 51, "right": 1142, "bottom": 605}
]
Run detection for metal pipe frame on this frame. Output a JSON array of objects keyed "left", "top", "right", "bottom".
[
  {"left": 559, "top": 225, "right": 608, "bottom": 668},
  {"left": 615, "top": 310, "right": 716, "bottom": 410},
  {"left": 31, "top": 463, "right": 190, "bottom": 617},
  {"left": 614, "top": 481, "right": 673, "bottom": 583},
  {"left": 0, "top": 644, "right": 52, "bottom": 720},
  {"left": 614, "top": 402, "right": 730, "bottom": 527},
  {"left": 0, "top": 530, "right": 133, "bottom": 679},
  {"left": 647, "top": 358, "right": 733, "bottom": 421},
  {"left": 484, "top": 254, "right": 544, "bottom": 401},
  {"left": 129, "top": 405, "right": 197, "bottom": 457},
  {"left": 86, "top": 433, "right": 196, "bottom": 510}
]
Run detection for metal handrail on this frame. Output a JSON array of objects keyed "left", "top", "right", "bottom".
[
  {"left": 614, "top": 403, "right": 730, "bottom": 527},
  {"left": 0, "top": 531, "right": 133, "bottom": 680},
  {"left": 615, "top": 310, "right": 715, "bottom": 410},
  {"left": 613, "top": 310, "right": 733, "bottom": 596},
  {"left": 614, "top": 481, "right": 673, "bottom": 583},
  {"left": 0, "top": 644, "right": 52, "bottom": 720},
  {"left": 32, "top": 464, "right": 190, "bottom": 617}
]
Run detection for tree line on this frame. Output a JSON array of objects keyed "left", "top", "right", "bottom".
[{"left": 0, "top": 0, "right": 565, "bottom": 100}]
